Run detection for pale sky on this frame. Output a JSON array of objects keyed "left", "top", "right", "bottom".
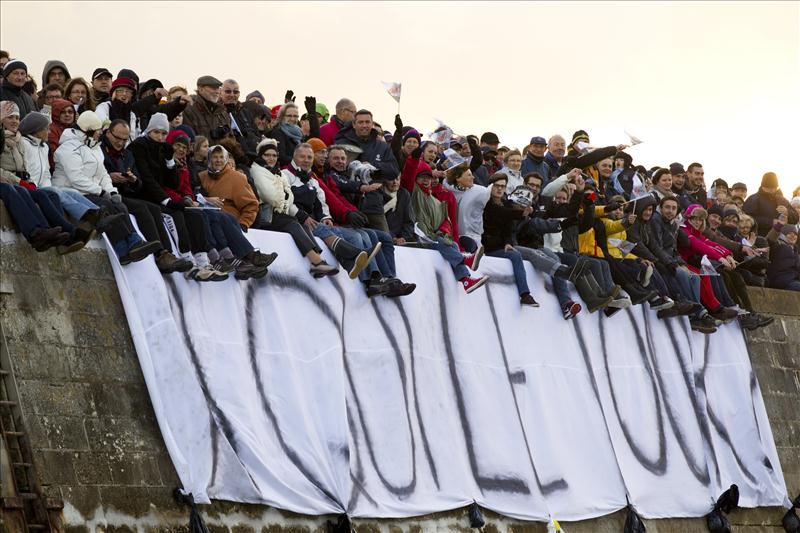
[{"left": 2, "top": 1, "right": 799, "bottom": 194}]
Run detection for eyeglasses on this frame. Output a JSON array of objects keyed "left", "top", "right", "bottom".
[
  {"left": 108, "top": 130, "right": 128, "bottom": 142},
  {"left": 223, "top": 90, "right": 240, "bottom": 94}
]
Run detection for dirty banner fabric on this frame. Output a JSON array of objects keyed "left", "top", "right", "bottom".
[{"left": 107, "top": 229, "right": 787, "bottom": 521}]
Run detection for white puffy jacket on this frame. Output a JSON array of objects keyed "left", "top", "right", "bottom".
[
  {"left": 250, "top": 162, "right": 298, "bottom": 217},
  {"left": 21, "top": 135, "right": 53, "bottom": 187},
  {"left": 52, "top": 128, "right": 116, "bottom": 196}
]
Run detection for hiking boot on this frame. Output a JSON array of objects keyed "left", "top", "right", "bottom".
[
  {"left": 30, "top": 226, "right": 70, "bottom": 251},
  {"left": 156, "top": 251, "right": 193, "bottom": 273},
  {"left": 213, "top": 257, "right": 238, "bottom": 274},
  {"left": 657, "top": 307, "right": 682, "bottom": 319},
  {"left": 366, "top": 275, "right": 392, "bottom": 298},
  {"left": 520, "top": 293, "right": 540, "bottom": 307},
  {"left": 691, "top": 314, "right": 718, "bottom": 334},
  {"left": 464, "top": 245, "right": 485, "bottom": 271},
  {"left": 575, "top": 274, "right": 613, "bottom": 312},
  {"left": 385, "top": 278, "right": 416, "bottom": 297},
  {"left": 234, "top": 258, "right": 269, "bottom": 280},
  {"left": 246, "top": 250, "right": 278, "bottom": 268},
  {"left": 648, "top": 296, "right": 675, "bottom": 311},
  {"left": 186, "top": 265, "right": 228, "bottom": 282},
  {"left": 671, "top": 300, "right": 698, "bottom": 316},
  {"left": 80, "top": 208, "right": 102, "bottom": 227},
  {"left": 310, "top": 260, "right": 339, "bottom": 278},
  {"left": 57, "top": 239, "right": 86, "bottom": 255},
  {"left": 738, "top": 313, "right": 762, "bottom": 331},
  {"left": 710, "top": 306, "right": 739, "bottom": 323},
  {"left": 461, "top": 275, "right": 489, "bottom": 294},
  {"left": 562, "top": 300, "right": 582, "bottom": 320},
  {"left": 126, "top": 239, "right": 161, "bottom": 263},
  {"left": 624, "top": 283, "right": 657, "bottom": 305}
]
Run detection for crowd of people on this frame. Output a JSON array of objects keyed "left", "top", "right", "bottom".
[{"left": 2, "top": 52, "right": 799, "bottom": 333}]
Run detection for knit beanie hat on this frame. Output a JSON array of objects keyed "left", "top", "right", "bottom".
[
  {"left": 708, "top": 204, "right": 725, "bottom": 218},
  {"left": 571, "top": 129, "right": 590, "bottom": 145},
  {"left": 306, "top": 137, "right": 327, "bottom": 153},
  {"left": 256, "top": 138, "right": 279, "bottom": 158},
  {"left": 166, "top": 129, "right": 190, "bottom": 146},
  {"left": 1, "top": 100, "right": 20, "bottom": 117},
  {"left": 722, "top": 208, "right": 740, "bottom": 220},
  {"left": 173, "top": 124, "right": 196, "bottom": 142},
  {"left": 76, "top": 110, "right": 102, "bottom": 132},
  {"left": 246, "top": 90, "right": 264, "bottom": 102},
  {"left": 18, "top": 112, "right": 50, "bottom": 136},
  {"left": 402, "top": 129, "right": 421, "bottom": 144},
  {"left": 144, "top": 113, "right": 169, "bottom": 135},
  {"left": 116, "top": 69, "right": 139, "bottom": 87},
  {"left": 780, "top": 224, "right": 798, "bottom": 236},
  {"left": 761, "top": 172, "right": 779, "bottom": 189},
  {"left": 111, "top": 77, "right": 136, "bottom": 94},
  {"left": 2, "top": 60, "right": 27, "bottom": 78}
]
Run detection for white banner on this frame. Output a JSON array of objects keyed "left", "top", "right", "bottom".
[{"left": 105, "top": 229, "right": 788, "bottom": 521}]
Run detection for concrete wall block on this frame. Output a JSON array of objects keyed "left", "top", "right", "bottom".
[
  {"left": 776, "top": 446, "right": 800, "bottom": 495},
  {"left": 746, "top": 319, "right": 787, "bottom": 343},
  {"left": 1, "top": 307, "right": 76, "bottom": 346},
  {"left": 35, "top": 449, "right": 77, "bottom": 485},
  {"left": 64, "top": 278, "right": 123, "bottom": 315},
  {"left": 41, "top": 415, "right": 90, "bottom": 451},
  {"left": 99, "top": 485, "right": 175, "bottom": 518},
  {"left": 761, "top": 393, "right": 800, "bottom": 423},
  {"left": 756, "top": 366, "right": 799, "bottom": 396},
  {"left": 19, "top": 379, "right": 97, "bottom": 417},
  {"left": 3, "top": 273, "right": 49, "bottom": 311},
  {"left": 771, "top": 340, "right": 800, "bottom": 370},
  {"left": 60, "top": 484, "right": 103, "bottom": 521},
  {"left": 84, "top": 416, "right": 163, "bottom": 453},
  {"left": 8, "top": 341, "right": 72, "bottom": 380},
  {"left": 24, "top": 413, "right": 51, "bottom": 449},
  {"left": 91, "top": 382, "right": 154, "bottom": 417},
  {"left": 71, "top": 310, "right": 133, "bottom": 348},
  {"left": 72, "top": 450, "right": 113, "bottom": 485},
  {"left": 68, "top": 345, "right": 141, "bottom": 383},
  {"left": 729, "top": 506, "right": 786, "bottom": 526},
  {"left": 62, "top": 249, "right": 114, "bottom": 280},
  {"left": 107, "top": 452, "right": 163, "bottom": 486}
]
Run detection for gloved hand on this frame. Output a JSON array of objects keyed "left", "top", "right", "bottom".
[
  {"left": 604, "top": 200, "right": 621, "bottom": 212},
  {"left": 109, "top": 192, "right": 123, "bottom": 204},
  {"left": 166, "top": 199, "right": 186, "bottom": 211},
  {"left": 211, "top": 124, "right": 230, "bottom": 140},
  {"left": 163, "top": 143, "right": 174, "bottom": 161},
  {"left": 18, "top": 180, "right": 37, "bottom": 191},
  {"left": 411, "top": 145, "right": 424, "bottom": 159},
  {"left": 304, "top": 96, "right": 316, "bottom": 116},
  {"left": 346, "top": 211, "right": 369, "bottom": 228},
  {"left": 394, "top": 114, "right": 403, "bottom": 132},
  {"left": 559, "top": 217, "right": 578, "bottom": 230},
  {"left": 284, "top": 90, "right": 295, "bottom": 103}
]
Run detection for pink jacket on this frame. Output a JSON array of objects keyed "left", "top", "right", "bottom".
[{"left": 679, "top": 204, "right": 732, "bottom": 262}]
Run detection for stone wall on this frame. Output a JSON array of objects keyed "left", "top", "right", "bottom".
[{"left": 0, "top": 207, "right": 797, "bottom": 532}]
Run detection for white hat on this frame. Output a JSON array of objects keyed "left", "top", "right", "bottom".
[{"left": 76, "top": 110, "right": 102, "bottom": 132}]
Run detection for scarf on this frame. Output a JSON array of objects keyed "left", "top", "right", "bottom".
[
  {"left": 207, "top": 145, "right": 230, "bottom": 177},
  {"left": 384, "top": 190, "right": 398, "bottom": 213},
  {"left": 109, "top": 99, "right": 132, "bottom": 122},
  {"left": 280, "top": 122, "right": 303, "bottom": 144},
  {"left": 253, "top": 158, "right": 281, "bottom": 176}
]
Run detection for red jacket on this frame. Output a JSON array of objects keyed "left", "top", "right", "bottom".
[
  {"left": 319, "top": 116, "right": 344, "bottom": 147},
  {"left": 316, "top": 170, "right": 357, "bottom": 224}
]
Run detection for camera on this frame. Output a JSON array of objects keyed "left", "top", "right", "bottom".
[{"left": 348, "top": 160, "right": 382, "bottom": 184}]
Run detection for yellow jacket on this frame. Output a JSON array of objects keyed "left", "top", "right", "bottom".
[{"left": 578, "top": 215, "right": 637, "bottom": 260}]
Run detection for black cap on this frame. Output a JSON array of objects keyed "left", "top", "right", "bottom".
[
  {"left": 92, "top": 68, "right": 112, "bottom": 81},
  {"left": 669, "top": 162, "right": 685, "bottom": 175},
  {"left": 711, "top": 178, "right": 729, "bottom": 189},
  {"left": 731, "top": 182, "right": 747, "bottom": 191},
  {"left": 481, "top": 146, "right": 498, "bottom": 156},
  {"left": 117, "top": 68, "right": 139, "bottom": 86},
  {"left": 480, "top": 131, "right": 500, "bottom": 145},
  {"left": 197, "top": 75, "right": 222, "bottom": 87}
]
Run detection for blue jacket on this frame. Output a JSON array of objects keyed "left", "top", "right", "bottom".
[
  {"left": 335, "top": 123, "right": 400, "bottom": 180},
  {"left": 520, "top": 153, "right": 550, "bottom": 184}
]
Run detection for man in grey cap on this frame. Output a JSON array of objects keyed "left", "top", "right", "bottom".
[
  {"left": 730, "top": 182, "right": 748, "bottom": 201},
  {"left": 182, "top": 75, "right": 231, "bottom": 141},
  {"left": 521, "top": 135, "right": 550, "bottom": 181}
]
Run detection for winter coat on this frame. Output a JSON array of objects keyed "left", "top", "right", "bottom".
[
  {"left": 482, "top": 200, "right": 526, "bottom": 252},
  {"left": 335, "top": 123, "right": 400, "bottom": 179},
  {"left": 182, "top": 95, "right": 230, "bottom": 142},
  {"left": 128, "top": 136, "right": 179, "bottom": 204},
  {"left": 0, "top": 130, "right": 26, "bottom": 184},
  {"left": 20, "top": 135, "right": 52, "bottom": 187},
  {"left": 500, "top": 167, "right": 523, "bottom": 195},
  {"left": 679, "top": 187, "right": 708, "bottom": 211},
  {"left": 266, "top": 125, "right": 301, "bottom": 168},
  {"left": 0, "top": 81, "right": 38, "bottom": 119},
  {"left": 743, "top": 188, "right": 799, "bottom": 236},
  {"left": 578, "top": 215, "right": 636, "bottom": 260},
  {"left": 317, "top": 170, "right": 359, "bottom": 224},
  {"left": 650, "top": 211, "right": 688, "bottom": 269},
  {"left": 678, "top": 205, "right": 732, "bottom": 267},
  {"left": 199, "top": 166, "right": 259, "bottom": 227},
  {"left": 281, "top": 163, "right": 331, "bottom": 223},
  {"left": 47, "top": 99, "right": 74, "bottom": 170},
  {"left": 319, "top": 116, "right": 345, "bottom": 147},
  {"left": 250, "top": 160, "right": 298, "bottom": 218},
  {"left": 95, "top": 101, "right": 138, "bottom": 143},
  {"left": 101, "top": 136, "right": 142, "bottom": 197},
  {"left": 384, "top": 187, "right": 414, "bottom": 241},
  {"left": 400, "top": 156, "right": 461, "bottom": 246},
  {"left": 520, "top": 153, "right": 550, "bottom": 183},
  {"left": 765, "top": 225, "right": 800, "bottom": 288},
  {"left": 52, "top": 128, "right": 115, "bottom": 196}
]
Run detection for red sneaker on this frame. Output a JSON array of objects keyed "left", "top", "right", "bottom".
[
  {"left": 463, "top": 245, "right": 485, "bottom": 271},
  {"left": 562, "top": 300, "right": 582, "bottom": 320},
  {"left": 461, "top": 275, "right": 489, "bottom": 294}
]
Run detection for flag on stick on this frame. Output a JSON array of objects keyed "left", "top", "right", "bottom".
[{"left": 381, "top": 81, "right": 402, "bottom": 102}]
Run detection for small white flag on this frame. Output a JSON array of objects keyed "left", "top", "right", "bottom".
[
  {"left": 381, "top": 81, "right": 402, "bottom": 102},
  {"left": 631, "top": 172, "right": 646, "bottom": 197},
  {"left": 428, "top": 125, "right": 453, "bottom": 145},
  {"left": 700, "top": 255, "right": 720, "bottom": 276},
  {"left": 608, "top": 238, "right": 636, "bottom": 257},
  {"left": 624, "top": 129, "right": 643, "bottom": 145},
  {"left": 413, "top": 223, "right": 436, "bottom": 244}
]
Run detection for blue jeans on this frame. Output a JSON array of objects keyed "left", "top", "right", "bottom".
[
  {"left": 433, "top": 237, "right": 469, "bottom": 280},
  {"left": 711, "top": 275, "right": 736, "bottom": 307},
  {"left": 783, "top": 280, "right": 800, "bottom": 292},
  {"left": 42, "top": 186, "right": 97, "bottom": 220},
  {"left": 29, "top": 188, "right": 75, "bottom": 235},
  {"left": 517, "top": 246, "right": 569, "bottom": 305},
  {"left": 203, "top": 209, "right": 254, "bottom": 258},
  {"left": 357, "top": 227, "right": 395, "bottom": 278},
  {"left": 487, "top": 248, "right": 530, "bottom": 296},
  {"left": 0, "top": 183, "right": 49, "bottom": 238}
]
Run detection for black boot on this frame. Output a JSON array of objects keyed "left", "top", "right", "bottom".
[
  {"left": 330, "top": 237, "right": 370, "bottom": 279},
  {"left": 575, "top": 274, "right": 614, "bottom": 313},
  {"left": 624, "top": 282, "right": 657, "bottom": 305}
]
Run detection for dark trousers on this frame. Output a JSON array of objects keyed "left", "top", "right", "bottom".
[
  {"left": 267, "top": 212, "right": 320, "bottom": 256},
  {"left": 204, "top": 209, "right": 254, "bottom": 258},
  {"left": 163, "top": 207, "right": 208, "bottom": 254},
  {"left": 0, "top": 183, "right": 48, "bottom": 238},
  {"left": 122, "top": 197, "right": 169, "bottom": 250},
  {"left": 30, "top": 188, "right": 75, "bottom": 235}
]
